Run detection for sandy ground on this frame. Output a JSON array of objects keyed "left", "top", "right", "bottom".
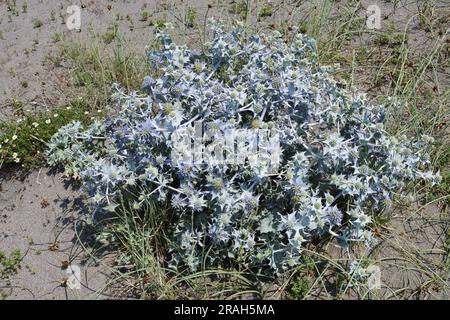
[{"left": 0, "top": 0, "right": 449, "bottom": 299}]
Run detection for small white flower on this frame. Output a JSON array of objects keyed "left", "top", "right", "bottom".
[
  {"left": 12, "top": 135, "right": 17, "bottom": 141},
  {"left": 45, "top": 119, "right": 51, "bottom": 124},
  {"left": 12, "top": 152, "right": 18, "bottom": 158},
  {"left": 32, "top": 122, "right": 39, "bottom": 128}
]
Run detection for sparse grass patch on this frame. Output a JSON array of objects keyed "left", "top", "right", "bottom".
[
  {"left": 52, "top": 32, "right": 62, "bottom": 43},
  {"left": 103, "top": 22, "right": 119, "bottom": 44},
  {"left": 0, "top": 249, "right": 23, "bottom": 280},
  {"left": 229, "top": 0, "right": 248, "bottom": 19},
  {"left": 0, "top": 25, "right": 149, "bottom": 170},
  {"left": 0, "top": 23, "right": 151, "bottom": 169},
  {"left": 374, "top": 32, "right": 406, "bottom": 47},
  {"left": 288, "top": 259, "right": 315, "bottom": 299},
  {"left": 140, "top": 10, "right": 150, "bottom": 22},
  {"left": 20, "top": 80, "right": 28, "bottom": 88},
  {"left": 259, "top": 5, "right": 273, "bottom": 18},
  {"left": 32, "top": 19, "right": 43, "bottom": 29},
  {"left": 445, "top": 229, "right": 450, "bottom": 269},
  {"left": 58, "top": 36, "right": 147, "bottom": 103},
  {"left": 185, "top": 6, "right": 197, "bottom": 28}
]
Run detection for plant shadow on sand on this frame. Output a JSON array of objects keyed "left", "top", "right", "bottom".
[{"left": 0, "top": 166, "right": 118, "bottom": 299}]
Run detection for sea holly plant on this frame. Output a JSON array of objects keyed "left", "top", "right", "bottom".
[{"left": 46, "top": 21, "right": 440, "bottom": 276}]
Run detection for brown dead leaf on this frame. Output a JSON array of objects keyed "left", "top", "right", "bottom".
[
  {"left": 49, "top": 243, "right": 60, "bottom": 252},
  {"left": 40, "top": 197, "right": 50, "bottom": 208},
  {"left": 60, "top": 277, "right": 69, "bottom": 287},
  {"left": 61, "top": 260, "right": 70, "bottom": 270}
]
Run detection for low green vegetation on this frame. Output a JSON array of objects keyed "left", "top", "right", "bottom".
[
  {"left": 185, "top": 6, "right": 197, "bottom": 28},
  {"left": 0, "top": 99, "right": 95, "bottom": 168},
  {"left": 0, "top": 249, "right": 22, "bottom": 280},
  {"left": 259, "top": 5, "right": 273, "bottom": 18},
  {"left": 140, "top": 10, "right": 150, "bottom": 22},
  {"left": 229, "top": 0, "right": 248, "bottom": 19},
  {"left": 103, "top": 23, "right": 119, "bottom": 44},
  {"left": 32, "top": 19, "right": 43, "bottom": 29}
]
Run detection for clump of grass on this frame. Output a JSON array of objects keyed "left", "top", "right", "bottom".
[
  {"left": 374, "top": 32, "right": 407, "bottom": 47},
  {"left": 229, "top": 0, "right": 248, "bottom": 19},
  {"left": 105, "top": 193, "right": 263, "bottom": 299},
  {"left": 445, "top": 230, "right": 450, "bottom": 269},
  {"left": 259, "top": 5, "right": 273, "bottom": 18},
  {"left": 6, "top": 0, "right": 17, "bottom": 11},
  {"left": 154, "top": 19, "right": 167, "bottom": 29},
  {"left": 58, "top": 37, "right": 147, "bottom": 98},
  {"left": 22, "top": 1, "right": 28, "bottom": 13},
  {"left": 31, "top": 39, "right": 39, "bottom": 51},
  {"left": 287, "top": 257, "right": 317, "bottom": 299},
  {"left": 46, "top": 53, "right": 62, "bottom": 67},
  {"left": 0, "top": 249, "right": 23, "bottom": 280},
  {"left": 103, "top": 22, "right": 119, "bottom": 44},
  {"left": 32, "top": 19, "right": 43, "bottom": 29},
  {"left": 52, "top": 32, "right": 62, "bottom": 43},
  {"left": 140, "top": 10, "right": 150, "bottom": 22},
  {"left": 126, "top": 14, "right": 135, "bottom": 31},
  {"left": 185, "top": 7, "right": 197, "bottom": 28},
  {"left": 6, "top": 0, "right": 19, "bottom": 15}
]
